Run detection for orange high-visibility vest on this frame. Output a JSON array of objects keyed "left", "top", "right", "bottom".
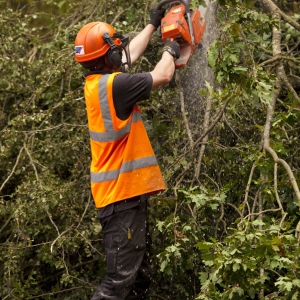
[{"left": 84, "top": 73, "right": 166, "bottom": 208}]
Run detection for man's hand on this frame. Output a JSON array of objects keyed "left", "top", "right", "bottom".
[
  {"left": 149, "top": 8, "right": 165, "bottom": 29},
  {"left": 163, "top": 40, "right": 180, "bottom": 60}
]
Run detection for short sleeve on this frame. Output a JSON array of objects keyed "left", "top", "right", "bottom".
[{"left": 112, "top": 72, "right": 153, "bottom": 120}]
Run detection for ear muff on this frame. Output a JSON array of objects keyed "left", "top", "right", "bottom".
[
  {"left": 106, "top": 48, "right": 122, "bottom": 68},
  {"left": 102, "top": 33, "right": 122, "bottom": 69}
]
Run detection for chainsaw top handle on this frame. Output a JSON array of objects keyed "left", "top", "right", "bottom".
[{"left": 156, "top": 0, "right": 191, "bottom": 12}]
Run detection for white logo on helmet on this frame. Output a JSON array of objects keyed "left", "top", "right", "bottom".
[{"left": 75, "top": 45, "right": 85, "bottom": 55}]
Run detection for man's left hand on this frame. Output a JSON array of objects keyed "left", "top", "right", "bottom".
[{"left": 149, "top": 8, "right": 165, "bottom": 29}]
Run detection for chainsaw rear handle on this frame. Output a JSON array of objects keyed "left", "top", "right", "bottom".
[
  {"left": 156, "top": 0, "right": 191, "bottom": 12},
  {"left": 157, "top": 0, "right": 195, "bottom": 46}
]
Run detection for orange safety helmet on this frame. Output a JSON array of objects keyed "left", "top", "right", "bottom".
[{"left": 74, "top": 22, "right": 122, "bottom": 63}]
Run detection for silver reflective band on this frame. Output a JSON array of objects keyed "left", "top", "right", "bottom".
[
  {"left": 90, "top": 156, "right": 158, "bottom": 183},
  {"left": 91, "top": 169, "right": 119, "bottom": 182},
  {"left": 120, "top": 156, "right": 157, "bottom": 173},
  {"left": 89, "top": 124, "right": 130, "bottom": 143},
  {"left": 132, "top": 111, "right": 142, "bottom": 122},
  {"left": 99, "top": 75, "right": 113, "bottom": 131},
  {"left": 89, "top": 112, "right": 142, "bottom": 142}
]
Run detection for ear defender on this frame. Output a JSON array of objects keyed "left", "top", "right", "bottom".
[{"left": 102, "top": 33, "right": 122, "bottom": 69}]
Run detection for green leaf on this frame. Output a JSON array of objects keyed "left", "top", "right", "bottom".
[
  {"left": 252, "top": 220, "right": 265, "bottom": 226},
  {"left": 195, "top": 242, "right": 214, "bottom": 251},
  {"left": 286, "top": 282, "right": 293, "bottom": 292},
  {"left": 199, "top": 272, "right": 209, "bottom": 284},
  {"left": 292, "top": 279, "right": 300, "bottom": 287},
  {"left": 233, "top": 263, "right": 240, "bottom": 272}
]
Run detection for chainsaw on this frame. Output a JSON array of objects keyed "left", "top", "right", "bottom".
[{"left": 157, "top": 0, "right": 206, "bottom": 68}]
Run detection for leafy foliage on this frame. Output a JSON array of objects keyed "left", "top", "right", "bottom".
[
  {"left": 1, "top": 0, "right": 300, "bottom": 299},
  {"left": 196, "top": 220, "right": 300, "bottom": 299}
]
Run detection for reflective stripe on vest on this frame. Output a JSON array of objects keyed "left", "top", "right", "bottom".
[
  {"left": 91, "top": 156, "right": 158, "bottom": 183},
  {"left": 89, "top": 111, "right": 142, "bottom": 142}
]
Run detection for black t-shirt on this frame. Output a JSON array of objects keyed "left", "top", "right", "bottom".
[
  {"left": 84, "top": 70, "right": 153, "bottom": 217},
  {"left": 113, "top": 72, "right": 152, "bottom": 120},
  {"left": 84, "top": 70, "right": 153, "bottom": 120}
]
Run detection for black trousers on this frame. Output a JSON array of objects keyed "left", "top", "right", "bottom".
[{"left": 91, "top": 201, "right": 151, "bottom": 300}]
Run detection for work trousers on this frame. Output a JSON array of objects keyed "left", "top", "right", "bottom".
[{"left": 91, "top": 200, "right": 151, "bottom": 300}]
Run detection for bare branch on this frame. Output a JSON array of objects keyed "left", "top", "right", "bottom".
[
  {"left": 77, "top": 230, "right": 104, "bottom": 257},
  {"left": 164, "top": 92, "right": 236, "bottom": 178},
  {"left": 260, "top": 0, "right": 300, "bottom": 31},
  {"left": 0, "top": 146, "right": 24, "bottom": 193},
  {"left": 265, "top": 146, "right": 300, "bottom": 206},
  {"left": 215, "top": 203, "right": 228, "bottom": 238},
  {"left": 274, "top": 163, "right": 288, "bottom": 229},
  {"left": 262, "top": 62, "right": 300, "bottom": 207},
  {"left": 242, "top": 158, "right": 261, "bottom": 218},
  {"left": 258, "top": 55, "right": 281, "bottom": 68},
  {"left": 244, "top": 208, "right": 282, "bottom": 219},
  {"left": 175, "top": 71, "right": 194, "bottom": 148},
  {"left": 76, "top": 193, "right": 91, "bottom": 229},
  {"left": 225, "top": 202, "right": 243, "bottom": 218},
  {"left": 278, "top": 8, "right": 300, "bottom": 31},
  {"left": 23, "top": 140, "right": 41, "bottom": 184},
  {"left": 278, "top": 63, "right": 300, "bottom": 103},
  {"left": 193, "top": 92, "right": 213, "bottom": 183},
  {"left": 0, "top": 215, "right": 13, "bottom": 235},
  {"left": 194, "top": 93, "right": 235, "bottom": 147},
  {"left": 50, "top": 227, "right": 73, "bottom": 254},
  {"left": 27, "top": 286, "right": 84, "bottom": 299},
  {"left": 273, "top": 163, "right": 284, "bottom": 213}
]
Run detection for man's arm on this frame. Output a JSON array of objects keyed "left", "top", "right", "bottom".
[
  {"left": 150, "top": 51, "right": 175, "bottom": 89},
  {"left": 122, "top": 8, "right": 164, "bottom": 68},
  {"left": 150, "top": 40, "right": 181, "bottom": 89},
  {"left": 122, "top": 8, "right": 180, "bottom": 90},
  {"left": 125, "top": 24, "right": 156, "bottom": 65}
]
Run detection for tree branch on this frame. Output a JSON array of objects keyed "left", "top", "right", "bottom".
[
  {"left": 194, "top": 93, "right": 234, "bottom": 148},
  {"left": 193, "top": 92, "right": 213, "bottom": 184},
  {"left": 175, "top": 70, "right": 194, "bottom": 148},
  {"left": 260, "top": 0, "right": 300, "bottom": 31},
  {"left": 0, "top": 146, "right": 24, "bottom": 193},
  {"left": 242, "top": 158, "right": 261, "bottom": 218}
]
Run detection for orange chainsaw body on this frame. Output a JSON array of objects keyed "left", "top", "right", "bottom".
[{"left": 160, "top": 3, "right": 206, "bottom": 68}]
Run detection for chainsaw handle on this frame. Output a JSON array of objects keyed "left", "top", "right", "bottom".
[{"left": 156, "top": 0, "right": 191, "bottom": 12}]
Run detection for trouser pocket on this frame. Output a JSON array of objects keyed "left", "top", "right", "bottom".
[{"left": 104, "top": 234, "right": 119, "bottom": 274}]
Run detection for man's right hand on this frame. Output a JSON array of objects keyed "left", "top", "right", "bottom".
[
  {"left": 163, "top": 40, "right": 180, "bottom": 60},
  {"left": 150, "top": 40, "right": 179, "bottom": 90}
]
